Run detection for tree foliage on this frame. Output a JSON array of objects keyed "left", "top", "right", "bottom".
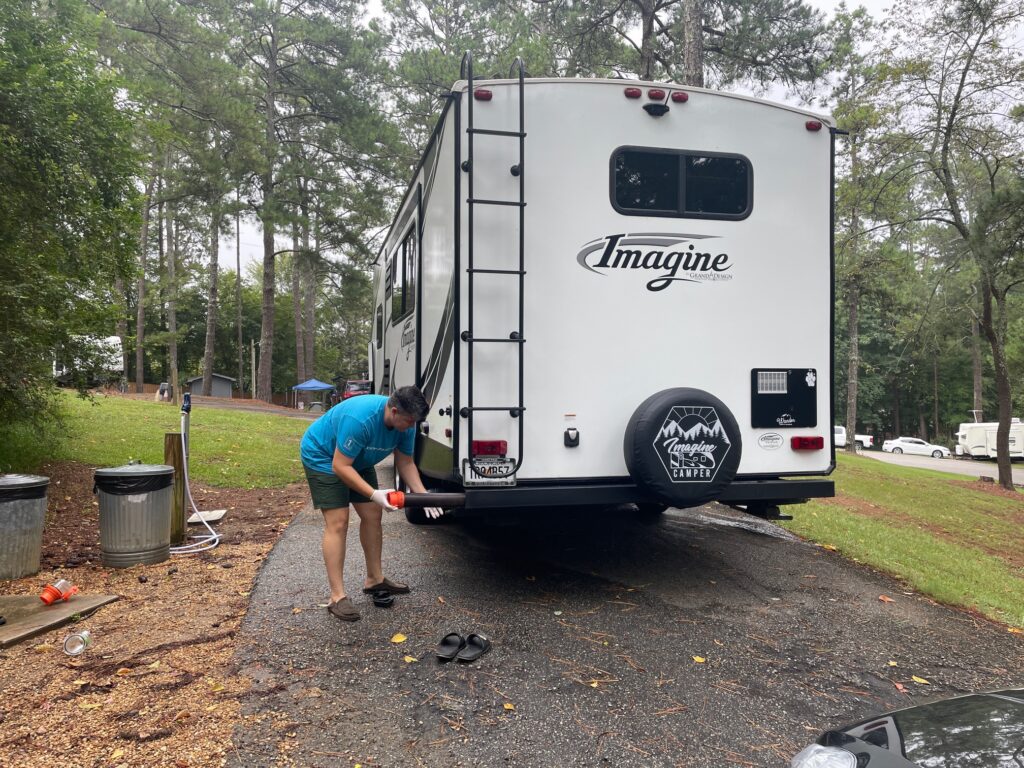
[{"left": 0, "top": 0, "right": 139, "bottom": 425}]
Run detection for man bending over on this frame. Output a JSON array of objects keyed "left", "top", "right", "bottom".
[{"left": 300, "top": 385, "right": 441, "bottom": 622}]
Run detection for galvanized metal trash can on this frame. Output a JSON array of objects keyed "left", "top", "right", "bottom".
[
  {"left": 0, "top": 474, "right": 49, "bottom": 579},
  {"left": 94, "top": 464, "right": 174, "bottom": 568}
]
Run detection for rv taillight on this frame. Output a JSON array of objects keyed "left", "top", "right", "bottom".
[
  {"left": 474, "top": 89, "right": 493, "bottom": 101},
  {"left": 624, "top": 87, "right": 642, "bottom": 99},
  {"left": 648, "top": 88, "right": 666, "bottom": 100},
  {"left": 670, "top": 91, "right": 689, "bottom": 103},
  {"left": 805, "top": 120, "right": 823, "bottom": 131},
  {"left": 791, "top": 436, "right": 825, "bottom": 451},
  {"left": 472, "top": 440, "right": 507, "bottom": 457}
]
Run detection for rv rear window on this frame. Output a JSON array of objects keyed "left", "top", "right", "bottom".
[{"left": 611, "top": 148, "right": 751, "bottom": 220}]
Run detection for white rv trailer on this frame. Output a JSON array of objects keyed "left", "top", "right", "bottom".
[
  {"left": 370, "top": 56, "right": 836, "bottom": 522},
  {"left": 955, "top": 420, "right": 1024, "bottom": 459}
]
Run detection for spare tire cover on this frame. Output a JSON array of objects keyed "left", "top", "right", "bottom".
[{"left": 624, "top": 388, "right": 742, "bottom": 508}]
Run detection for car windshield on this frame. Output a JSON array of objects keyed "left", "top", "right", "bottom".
[
  {"left": 893, "top": 695, "right": 1024, "bottom": 763},
  {"left": 345, "top": 381, "right": 368, "bottom": 392}
]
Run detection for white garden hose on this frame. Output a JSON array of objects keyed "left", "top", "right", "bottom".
[{"left": 170, "top": 395, "right": 221, "bottom": 555}]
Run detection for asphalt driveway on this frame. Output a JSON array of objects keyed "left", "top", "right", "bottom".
[{"left": 229, "top": 492, "right": 1024, "bottom": 767}]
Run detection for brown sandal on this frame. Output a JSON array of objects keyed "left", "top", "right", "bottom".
[
  {"left": 327, "top": 597, "right": 360, "bottom": 622},
  {"left": 362, "top": 577, "right": 410, "bottom": 595}
]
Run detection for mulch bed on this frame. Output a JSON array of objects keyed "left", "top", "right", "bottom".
[{"left": 0, "top": 460, "right": 310, "bottom": 768}]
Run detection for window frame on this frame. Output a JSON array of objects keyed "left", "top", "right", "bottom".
[
  {"left": 390, "top": 224, "right": 417, "bottom": 326},
  {"left": 609, "top": 146, "right": 753, "bottom": 221}
]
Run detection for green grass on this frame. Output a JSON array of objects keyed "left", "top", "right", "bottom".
[
  {"left": 783, "top": 453, "right": 1024, "bottom": 628},
  {"left": 35, "top": 392, "right": 308, "bottom": 488}
]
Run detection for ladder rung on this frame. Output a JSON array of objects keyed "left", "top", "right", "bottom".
[
  {"left": 464, "top": 337, "right": 525, "bottom": 343},
  {"left": 468, "top": 198, "right": 526, "bottom": 207},
  {"left": 467, "top": 268, "right": 525, "bottom": 275},
  {"left": 468, "top": 128, "right": 526, "bottom": 138},
  {"left": 462, "top": 406, "right": 525, "bottom": 412}
]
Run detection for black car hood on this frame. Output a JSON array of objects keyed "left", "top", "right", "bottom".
[{"left": 835, "top": 690, "right": 1024, "bottom": 766}]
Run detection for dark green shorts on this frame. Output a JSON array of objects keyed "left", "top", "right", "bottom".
[{"left": 303, "top": 464, "right": 377, "bottom": 510}]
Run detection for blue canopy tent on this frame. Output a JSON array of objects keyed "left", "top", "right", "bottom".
[{"left": 291, "top": 378, "right": 335, "bottom": 411}]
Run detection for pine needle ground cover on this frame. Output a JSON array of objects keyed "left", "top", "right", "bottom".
[
  {"left": 783, "top": 453, "right": 1024, "bottom": 628},
  {"left": 0, "top": 393, "right": 312, "bottom": 767}
]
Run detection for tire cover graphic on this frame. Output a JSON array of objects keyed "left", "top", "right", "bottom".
[{"left": 624, "top": 388, "right": 742, "bottom": 508}]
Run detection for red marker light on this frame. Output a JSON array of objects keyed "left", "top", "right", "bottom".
[
  {"left": 474, "top": 89, "right": 493, "bottom": 101},
  {"left": 791, "top": 436, "right": 825, "bottom": 450},
  {"left": 471, "top": 440, "right": 507, "bottom": 456},
  {"left": 805, "top": 120, "right": 823, "bottom": 131},
  {"left": 648, "top": 88, "right": 666, "bottom": 100},
  {"left": 624, "top": 87, "right": 642, "bottom": 99},
  {"left": 670, "top": 91, "right": 689, "bottom": 103}
]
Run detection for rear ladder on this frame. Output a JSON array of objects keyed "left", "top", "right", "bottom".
[{"left": 458, "top": 52, "right": 527, "bottom": 481}]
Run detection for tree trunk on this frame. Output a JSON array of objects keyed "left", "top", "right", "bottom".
[
  {"left": 892, "top": 381, "right": 901, "bottom": 436},
  {"left": 844, "top": 134, "right": 862, "bottom": 454},
  {"left": 292, "top": 225, "right": 305, "bottom": 404},
  {"left": 971, "top": 314, "right": 983, "bottom": 420},
  {"left": 201, "top": 201, "right": 221, "bottom": 396},
  {"left": 114, "top": 275, "right": 128, "bottom": 388},
  {"left": 638, "top": 0, "right": 657, "bottom": 79},
  {"left": 256, "top": 29, "right": 279, "bottom": 404},
  {"left": 167, "top": 204, "right": 179, "bottom": 407},
  {"left": 302, "top": 200, "right": 315, "bottom": 380},
  {"left": 236, "top": 206, "right": 244, "bottom": 395},
  {"left": 681, "top": 0, "right": 704, "bottom": 86},
  {"left": 157, "top": 180, "right": 167, "bottom": 382},
  {"left": 257, "top": 217, "right": 276, "bottom": 403},
  {"left": 979, "top": 280, "right": 1013, "bottom": 489},
  {"left": 135, "top": 174, "right": 156, "bottom": 392},
  {"left": 845, "top": 282, "right": 860, "bottom": 454},
  {"left": 932, "top": 353, "right": 939, "bottom": 443}
]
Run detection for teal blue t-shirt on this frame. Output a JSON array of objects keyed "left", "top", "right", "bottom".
[{"left": 299, "top": 395, "right": 416, "bottom": 474}]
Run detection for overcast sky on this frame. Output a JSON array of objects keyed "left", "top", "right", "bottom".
[{"left": 224, "top": 0, "right": 895, "bottom": 271}]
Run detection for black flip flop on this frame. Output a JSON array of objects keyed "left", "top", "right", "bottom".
[
  {"left": 436, "top": 632, "right": 466, "bottom": 661},
  {"left": 371, "top": 590, "right": 395, "bottom": 608},
  {"left": 456, "top": 633, "right": 491, "bottom": 663}
]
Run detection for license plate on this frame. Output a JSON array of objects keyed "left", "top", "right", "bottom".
[{"left": 462, "top": 457, "right": 517, "bottom": 486}]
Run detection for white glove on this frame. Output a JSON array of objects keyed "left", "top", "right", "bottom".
[
  {"left": 370, "top": 489, "right": 399, "bottom": 511},
  {"left": 424, "top": 507, "right": 446, "bottom": 519}
]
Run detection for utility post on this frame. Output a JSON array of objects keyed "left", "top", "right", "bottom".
[{"left": 164, "top": 433, "right": 186, "bottom": 546}]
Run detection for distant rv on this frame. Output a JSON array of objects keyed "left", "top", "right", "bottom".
[
  {"left": 53, "top": 335, "right": 124, "bottom": 385},
  {"left": 954, "top": 419, "right": 1024, "bottom": 459}
]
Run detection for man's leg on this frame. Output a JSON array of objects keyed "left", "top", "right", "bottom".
[
  {"left": 352, "top": 501, "right": 384, "bottom": 590},
  {"left": 321, "top": 506, "right": 350, "bottom": 602}
]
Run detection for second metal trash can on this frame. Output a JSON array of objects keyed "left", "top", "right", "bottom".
[
  {"left": 94, "top": 464, "right": 174, "bottom": 568},
  {"left": 0, "top": 474, "right": 49, "bottom": 579}
]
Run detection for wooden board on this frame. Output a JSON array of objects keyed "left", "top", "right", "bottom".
[{"left": 0, "top": 594, "right": 119, "bottom": 649}]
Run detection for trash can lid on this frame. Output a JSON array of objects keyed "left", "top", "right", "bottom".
[
  {"left": 0, "top": 474, "right": 49, "bottom": 490},
  {"left": 94, "top": 464, "right": 174, "bottom": 478}
]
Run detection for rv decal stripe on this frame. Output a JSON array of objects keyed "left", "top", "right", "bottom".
[
  {"left": 618, "top": 238, "right": 702, "bottom": 247},
  {"left": 627, "top": 231, "right": 719, "bottom": 239},
  {"left": 420, "top": 276, "right": 455, "bottom": 403},
  {"left": 576, "top": 243, "right": 608, "bottom": 274}
]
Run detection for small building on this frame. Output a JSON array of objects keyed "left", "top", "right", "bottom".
[{"left": 185, "top": 374, "right": 235, "bottom": 398}]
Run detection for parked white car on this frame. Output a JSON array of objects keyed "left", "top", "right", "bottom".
[
  {"left": 834, "top": 426, "right": 875, "bottom": 450},
  {"left": 882, "top": 436, "right": 951, "bottom": 458}
]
